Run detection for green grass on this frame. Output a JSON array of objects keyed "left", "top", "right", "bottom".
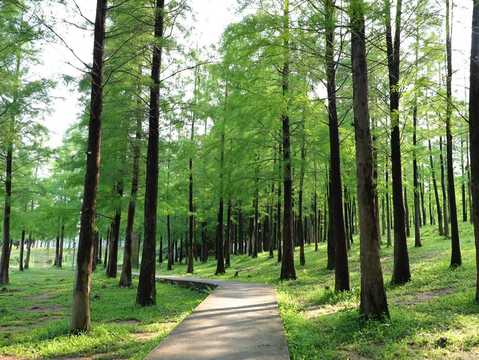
[
  {"left": 0, "top": 268, "right": 207, "bottom": 359},
  {"left": 164, "top": 223, "right": 479, "bottom": 359}
]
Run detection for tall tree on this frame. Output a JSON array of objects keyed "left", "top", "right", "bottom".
[
  {"left": 384, "top": 0, "right": 410, "bottom": 285},
  {"left": 445, "top": 0, "right": 461, "bottom": 267},
  {"left": 280, "top": 0, "right": 296, "bottom": 281},
  {"left": 350, "top": 0, "right": 389, "bottom": 319},
  {"left": 136, "top": 0, "right": 165, "bottom": 306},
  {"left": 324, "top": 0, "right": 349, "bottom": 291},
  {"left": 71, "top": 0, "right": 108, "bottom": 333},
  {"left": 469, "top": 0, "right": 479, "bottom": 302}
]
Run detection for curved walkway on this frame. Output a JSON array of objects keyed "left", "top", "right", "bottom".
[{"left": 146, "top": 275, "right": 290, "bottom": 360}]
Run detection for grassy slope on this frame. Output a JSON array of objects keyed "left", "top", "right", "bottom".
[
  {"left": 165, "top": 223, "right": 479, "bottom": 359},
  {"left": 0, "top": 268, "right": 206, "bottom": 359}
]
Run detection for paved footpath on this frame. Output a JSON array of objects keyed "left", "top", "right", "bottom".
[{"left": 145, "top": 276, "right": 290, "bottom": 360}]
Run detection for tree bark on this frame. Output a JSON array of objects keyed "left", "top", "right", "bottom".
[
  {"left": 120, "top": 72, "right": 143, "bottom": 287},
  {"left": 136, "top": 0, "right": 165, "bottom": 306},
  {"left": 385, "top": 0, "right": 410, "bottom": 285},
  {"left": 429, "top": 139, "right": 443, "bottom": 235},
  {"left": 350, "top": 0, "right": 389, "bottom": 319},
  {"left": 71, "top": 0, "right": 107, "bottom": 333},
  {"left": 107, "top": 182, "right": 123, "bottom": 277},
  {"left": 446, "top": 0, "right": 461, "bottom": 268},
  {"left": 279, "top": 0, "right": 295, "bottom": 281},
  {"left": 468, "top": 0, "right": 479, "bottom": 301}
]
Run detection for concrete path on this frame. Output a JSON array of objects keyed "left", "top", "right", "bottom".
[{"left": 146, "top": 276, "right": 290, "bottom": 360}]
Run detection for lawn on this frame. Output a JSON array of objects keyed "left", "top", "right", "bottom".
[
  {"left": 166, "top": 223, "right": 479, "bottom": 360},
  {"left": 0, "top": 268, "right": 207, "bottom": 359}
]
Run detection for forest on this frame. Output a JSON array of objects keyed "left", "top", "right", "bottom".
[{"left": 1, "top": 0, "right": 479, "bottom": 359}]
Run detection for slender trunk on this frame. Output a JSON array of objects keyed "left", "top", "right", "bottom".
[
  {"left": 19, "top": 229, "right": 25, "bottom": 272},
  {"left": 279, "top": 0, "right": 295, "bottom": 281},
  {"left": 350, "top": 0, "right": 389, "bottom": 319},
  {"left": 107, "top": 183, "right": 123, "bottom": 278},
  {"left": 120, "top": 72, "right": 143, "bottom": 287},
  {"left": 24, "top": 233, "right": 32, "bottom": 270},
  {"left": 440, "top": 137, "right": 449, "bottom": 236},
  {"left": 225, "top": 200, "right": 232, "bottom": 268},
  {"left": 461, "top": 135, "right": 467, "bottom": 222},
  {"left": 413, "top": 102, "right": 421, "bottom": 247},
  {"left": 468, "top": 0, "right": 479, "bottom": 301},
  {"left": 215, "top": 94, "right": 226, "bottom": 275},
  {"left": 71, "top": 0, "right": 107, "bottom": 332},
  {"left": 385, "top": 0, "right": 410, "bottom": 285},
  {"left": 446, "top": 0, "right": 461, "bottom": 267},
  {"left": 298, "top": 114, "right": 306, "bottom": 266},
  {"left": 137, "top": 0, "right": 165, "bottom": 306},
  {"left": 429, "top": 139, "right": 444, "bottom": 235}
]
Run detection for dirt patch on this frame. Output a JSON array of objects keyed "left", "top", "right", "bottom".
[
  {"left": 340, "top": 351, "right": 372, "bottom": 360},
  {"left": 303, "top": 304, "right": 341, "bottom": 319},
  {"left": 394, "top": 288, "right": 454, "bottom": 306},
  {"left": 111, "top": 319, "right": 140, "bottom": 326},
  {"left": 131, "top": 332, "right": 158, "bottom": 342},
  {"left": 27, "top": 304, "right": 63, "bottom": 313},
  {"left": 450, "top": 349, "right": 479, "bottom": 359}
]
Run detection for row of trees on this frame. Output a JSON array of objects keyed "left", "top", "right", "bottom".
[{"left": 1, "top": 0, "right": 479, "bottom": 332}]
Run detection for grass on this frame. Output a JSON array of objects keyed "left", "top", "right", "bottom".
[
  {"left": 0, "top": 268, "right": 207, "bottom": 359},
  {"left": 165, "top": 222, "right": 479, "bottom": 359}
]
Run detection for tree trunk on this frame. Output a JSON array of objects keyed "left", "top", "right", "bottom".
[
  {"left": 446, "top": 0, "right": 461, "bottom": 268},
  {"left": 215, "top": 93, "right": 226, "bottom": 274},
  {"left": 71, "top": 0, "right": 107, "bottom": 333},
  {"left": 120, "top": 72, "right": 143, "bottom": 287},
  {"left": 461, "top": 136, "right": 467, "bottom": 222},
  {"left": 136, "top": 0, "right": 165, "bottom": 306},
  {"left": 385, "top": 0, "right": 410, "bottom": 285},
  {"left": 350, "top": 0, "right": 389, "bottom": 319},
  {"left": 440, "top": 137, "right": 449, "bottom": 236},
  {"left": 107, "top": 183, "right": 123, "bottom": 278},
  {"left": 429, "top": 139, "right": 443, "bottom": 235},
  {"left": 325, "top": 0, "right": 348, "bottom": 290},
  {"left": 24, "top": 233, "right": 32, "bottom": 270},
  {"left": 468, "top": 0, "right": 479, "bottom": 301},
  {"left": 413, "top": 101, "right": 421, "bottom": 247},
  {"left": 279, "top": 0, "right": 295, "bottom": 281}
]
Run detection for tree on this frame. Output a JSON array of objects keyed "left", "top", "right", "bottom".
[
  {"left": 71, "top": 0, "right": 107, "bottom": 333},
  {"left": 384, "top": 0, "right": 411, "bottom": 285},
  {"left": 136, "top": 0, "right": 165, "bottom": 306},
  {"left": 324, "top": 0, "right": 349, "bottom": 291},
  {"left": 280, "top": 0, "right": 296, "bottom": 281},
  {"left": 350, "top": 0, "right": 389, "bottom": 320},
  {"left": 469, "top": 0, "right": 479, "bottom": 302},
  {"left": 445, "top": 0, "right": 461, "bottom": 268}
]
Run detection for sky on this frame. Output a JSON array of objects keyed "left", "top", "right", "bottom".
[
  {"left": 36, "top": 0, "right": 238, "bottom": 147},
  {"left": 35, "top": 0, "right": 473, "bottom": 148}
]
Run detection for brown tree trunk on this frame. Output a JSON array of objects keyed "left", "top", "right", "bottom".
[
  {"left": 107, "top": 183, "right": 123, "bottom": 278},
  {"left": 468, "top": 0, "right": 479, "bottom": 301},
  {"left": 446, "top": 0, "right": 461, "bottom": 267},
  {"left": 429, "top": 139, "right": 443, "bottom": 235},
  {"left": 325, "top": 0, "right": 348, "bottom": 290},
  {"left": 19, "top": 229, "right": 25, "bottom": 272},
  {"left": 413, "top": 103, "right": 422, "bottom": 247},
  {"left": 385, "top": 0, "right": 410, "bottom": 285},
  {"left": 279, "top": 0, "right": 295, "bottom": 281},
  {"left": 136, "top": 0, "right": 165, "bottom": 306},
  {"left": 24, "top": 233, "right": 32, "bottom": 270},
  {"left": 71, "top": 0, "right": 107, "bottom": 333},
  {"left": 350, "top": 0, "right": 389, "bottom": 319}
]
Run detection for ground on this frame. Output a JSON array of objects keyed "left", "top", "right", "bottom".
[
  {"left": 3, "top": 223, "right": 479, "bottom": 360},
  {"left": 167, "top": 223, "right": 479, "bottom": 360},
  {"left": 0, "top": 269, "right": 206, "bottom": 359}
]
